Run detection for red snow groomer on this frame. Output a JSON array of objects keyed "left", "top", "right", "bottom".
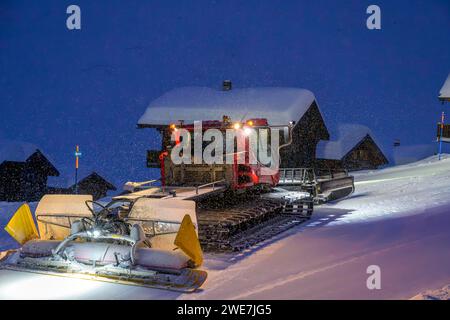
[
  {"left": 144, "top": 116, "right": 314, "bottom": 251},
  {"left": 156, "top": 116, "right": 283, "bottom": 191},
  {"left": 135, "top": 86, "right": 354, "bottom": 251}
]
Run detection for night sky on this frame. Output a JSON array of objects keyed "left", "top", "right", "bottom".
[{"left": 1, "top": 0, "right": 449, "bottom": 189}]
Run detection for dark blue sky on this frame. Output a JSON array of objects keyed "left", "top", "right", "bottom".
[{"left": 1, "top": 0, "right": 449, "bottom": 188}]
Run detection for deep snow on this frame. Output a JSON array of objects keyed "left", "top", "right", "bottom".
[
  {"left": 138, "top": 86, "right": 317, "bottom": 126},
  {"left": 1, "top": 155, "right": 450, "bottom": 299}
]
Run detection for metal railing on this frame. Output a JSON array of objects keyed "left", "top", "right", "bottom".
[
  {"left": 195, "top": 179, "right": 227, "bottom": 195},
  {"left": 278, "top": 167, "right": 350, "bottom": 185},
  {"left": 278, "top": 168, "right": 315, "bottom": 184}
]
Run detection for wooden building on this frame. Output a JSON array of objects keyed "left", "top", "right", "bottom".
[
  {"left": 74, "top": 172, "right": 117, "bottom": 200},
  {"left": 47, "top": 172, "right": 116, "bottom": 200},
  {"left": 0, "top": 142, "right": 59, "bottom": 202},
  {"left": 137, "top": 83, "right": 330, "bottom": 169},
  {"left": 279, "top": 100, "right": 329, "bottom": 168},
  {"left": 316, "top": 124, "right": 388, "bottom": 171}
]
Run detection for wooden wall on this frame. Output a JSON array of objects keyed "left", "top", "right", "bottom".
[
  {"left": 342, "top": 136, "right": 388, "bottom": 171},
  {"left": 280, "top": 101, "right": 329, "bottom": 168}
]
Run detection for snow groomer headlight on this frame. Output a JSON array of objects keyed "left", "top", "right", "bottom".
[{"left": 87, "top": 228, "right": 102, "bottom": 238}]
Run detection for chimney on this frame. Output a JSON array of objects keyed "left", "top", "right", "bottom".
[{"left": 222, "top": 80, "right": 232, "bottom": 91}]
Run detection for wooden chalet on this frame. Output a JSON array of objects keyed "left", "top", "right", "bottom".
[
  {"left": 47, "top": 172, "right": 116, "bottom": 201},
  {"left": 137, "top": 82, "right": 330, "bottom": 169},
  {"left": 0, "top": 142, "right": 59, "bottom": 202},
  {"left": 316, "top": 124, "right": 388, "bottom": 171}
]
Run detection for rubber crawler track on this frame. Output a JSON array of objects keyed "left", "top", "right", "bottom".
[{"left": 197, "top": 196, "right": 313, "bottom": 252}]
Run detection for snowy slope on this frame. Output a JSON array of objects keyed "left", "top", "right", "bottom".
[
  {"left": 1, "top": 155, "right": 450, "bottom": 299},
  {"left": 191, "top": 206, "right": 450, "bottom": 299},
  {"left": 187, "top": 155, "right": 450, "bottom": 299},
  {"left": 325, "top": 154, "right": 450, "bottom": 224},
  {"left": 392, "top": 144, "right": 435, "bottom": 165}
]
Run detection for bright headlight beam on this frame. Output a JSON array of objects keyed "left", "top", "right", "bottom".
[{"left": 0, "top": 272, "right": 101, "bottom": 299}]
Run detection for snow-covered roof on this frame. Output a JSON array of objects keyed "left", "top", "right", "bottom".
[
  {"left": 439, "top": 73, "right": 450, "bottom": 101},
  {"left": 47, "top": 168, "right": 116, "bottom": 190},
  {"left": 47, "top": 173, "right": 81, "bottom": 189},
  {"left": 316, "top": 124, "right": 378, "bottom": 160},
  {"left": 0, "top": 139, "right": 40, "bottom": 164},
  {"left": 138, "top": 86, "right": 317, "bottom": 127}
]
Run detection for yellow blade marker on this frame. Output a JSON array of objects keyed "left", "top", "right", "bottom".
[
  {"left": 5, "top": 203, "right": 39, "bottom": 245},
  {"left": 174, "top": 214, "right": 203, "bottom": 267}
]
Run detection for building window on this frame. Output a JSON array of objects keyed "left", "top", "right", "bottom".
[{"left": 358, "top": 149, "right": 369, "bottom": 161}]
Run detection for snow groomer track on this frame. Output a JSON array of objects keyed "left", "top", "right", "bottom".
[
  {"left": 122, "top": 182, "right": 315, "bottom": 253},
  {"left": 197, "top": 195, "right": 313, "bottom": 252}
]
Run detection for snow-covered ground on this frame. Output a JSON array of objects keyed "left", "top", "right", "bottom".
[
  {"left": 412, "top": 285, "right": 450, "bottom": 300},
  {"left": 1, "top": 155, "right": 450, "bottom": 299},
  {"left": 326, "top": 154, "right": 450, "bottom": 225}
]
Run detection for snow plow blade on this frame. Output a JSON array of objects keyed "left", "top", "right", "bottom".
[
  {"left": 0, "top": 195, "right": 208, "bottom": 293},
  {"left": 175, "top": 215, "right": 203, "bottom": 267},
  {"left": 4, "top": 203, "right": 39, "bottom": 245},
  {"left": 0, "top": 251, "right": 207, "bottom": 293},
  {"left": 0, "top": 239, "right": 207, "bottom": 293}
]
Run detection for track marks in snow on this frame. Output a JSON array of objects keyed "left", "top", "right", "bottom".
[{"left": 226, "top": 232, "right": 449, "bottom": 300}]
